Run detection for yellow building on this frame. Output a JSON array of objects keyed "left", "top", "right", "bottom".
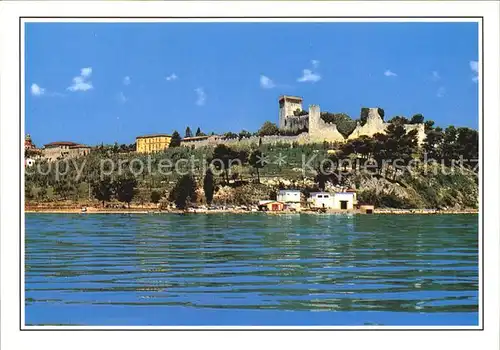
[{"left": 136, "top": 134, "right": 172, "bottom": 153}]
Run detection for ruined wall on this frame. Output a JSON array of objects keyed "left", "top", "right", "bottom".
[
  {"left": 181, "top": 133, "right": 311, "bottom": 149},
  {"left": 347, "top": 108, "right": 386, "bottom": 140},
  {"left": 307, "top": 105, "right": 346, "bottom": 143},
  {"left": 347, "top": 108, "right": 426, "bottom": 144},
  {"left": 282, "top": 114, "right": 309, "bottom": 132},
  {"left": 182, "top": 103, "right": 426, "bottom": 149}
]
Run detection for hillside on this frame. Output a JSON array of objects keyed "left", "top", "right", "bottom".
[{"left": 25, "top": 120, "right": 479, "bottom": 210}]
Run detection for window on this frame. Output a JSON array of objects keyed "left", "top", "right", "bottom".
[
  {"left": 317, "top": 195, "right": 323, "bottom": 198},
  {"left": 324, "top": 195, "right": 329, "bottom": 198}
]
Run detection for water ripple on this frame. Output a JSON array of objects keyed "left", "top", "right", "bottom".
[{"left": 25, "top": 213, "right": 479, "bottom": 325}]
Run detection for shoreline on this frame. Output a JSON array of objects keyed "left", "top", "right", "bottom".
[{"left": 25, "top": 207, "right": 479, "bottom": 215}]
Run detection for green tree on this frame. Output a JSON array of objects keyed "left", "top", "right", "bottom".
[
  {"left": 169, "top": 131, "right": 182, "bottom": 148},
  {"left": 224, "top": 132, "right": 238, "bottom": 139},
  {"left": 169, "top": 174, "right": 197, "bottom": 209},
  {"left": 456, "top": 127, "right": 478, "bottom": 164},
  {"left": 237, "top": 150, "right": 249, "bottom": 164},
  {"left": 211, "top": 144, "right": 239, "bottom": 184},
  {"left": 442, "top": 125, "right": 458, "bottom": 165},
  {"left": 37, "top": 187, "right": 47, "bottom": 201},
  {"left": 113, "top": 176, "right": 137, "bottom": 208},
  {"left": 423, "top": 127, "right": 444, "bottom": 160},
  {"left": 25, "top": 183, "right": 34, "bottom": 201},
  {"left": 410, "top": 114, "right": 425, "bottom": 124},
  {"left": 185, "top": 127, "right": 193, "bottom": 138},
  {"left": 424, "top": 120, "right": 435, "bottom": 132},
  {"left": 249, "top": 150, "right": 265, "bottom": 183},
  {"left": 388, "top": 116, "right": 410, "bottom": 125},
  {"left": 239, "top": 130, "right": 252, "bottom": 140},
  {"left": 195, "top": 127, "right": 206, "bottom": 137},
  {"left": 150, "top": 190, "right": 162, "bottom": 204},
  {"left": 203, "top": 168, "right": 215, "bottom": 205},
  {"left": 91, "top": 177, "right": 113, "bottom": 207},
  {"left": 257, "top": 121, "right": 279, "bottom": 136},
  {"left": 384, "top": 123, "right": 418, "bottom": 169},
  {"left": 293, "top": 108, "right": 308, "bottom": 116},
  {"left": 53, "top": 178, "right": 74, "bottom": 200},
  {"left": 320, "top": 112, "right": 357, "bottom": 138}
]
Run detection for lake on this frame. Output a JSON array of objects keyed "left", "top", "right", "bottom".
[{"left": 25, "top": 213, "right": 479, "bottom": 326}]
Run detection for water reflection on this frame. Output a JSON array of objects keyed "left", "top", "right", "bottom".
[{"left": 25, "top": 213, "right": 478, "bottom": 324}]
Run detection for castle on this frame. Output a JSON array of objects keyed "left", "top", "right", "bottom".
[
  {"left": 175, "top": 95, "right": 426, "bottom": 150},
  {"left": 278, "top": 95, "right": 426, "bottom": 144}
]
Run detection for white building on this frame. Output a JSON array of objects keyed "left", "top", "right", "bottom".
[
  {"left": 277, "top": 189, "right": 302, "bottom": 210},
  {"left": 308, "top": 192, "right": 335, "bottom": 209},
  {"left": 333, "top": 192, "right": 355, "bottom": 210},
  {"left": 308, "top": 191, "right": 356, "bottom": 210}
]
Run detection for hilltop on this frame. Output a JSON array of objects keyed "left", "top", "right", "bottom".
[{"left": 25, "top": 115, "right": 479, "bottom": 210}]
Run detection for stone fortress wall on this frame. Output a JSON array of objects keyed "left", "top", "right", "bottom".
[
  {"left": 182, "top": 133, "right": 309, "bottom": 149},
  {"left": 347, "top": 108, "right": 426, "bottom": 142},
  {"left": 181, "top": 96, "right": 426, "bottom": 149}
]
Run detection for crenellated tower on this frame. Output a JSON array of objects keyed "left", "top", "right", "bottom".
[{"left": 278, "top": 95, "right": 304, "bottom": 130}]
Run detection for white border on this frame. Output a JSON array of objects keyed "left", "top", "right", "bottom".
[
  {"left": 1, "top": 1, "right": 499, "bottom": 350},
  {"left": 19, "top": 14, "right": 485, "bottom": 332}
]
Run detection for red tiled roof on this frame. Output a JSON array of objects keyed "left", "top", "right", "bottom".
[
  {"left": 44, "top": 141, "right": 79, "bottom": 147},
  {"left": 44, "top": 141, "right": 90, "bottom": 148},
  {"left": 69, "top": 144, "right": 90, "bottom": 149}
]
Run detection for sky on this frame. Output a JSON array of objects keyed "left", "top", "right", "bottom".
[{"left": 26, "top": 22, "right": 479, "bottom": 147}]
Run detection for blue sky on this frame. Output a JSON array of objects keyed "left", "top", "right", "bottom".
[{"left": 26, "top": 22, "right": 479, "bottom": 146}]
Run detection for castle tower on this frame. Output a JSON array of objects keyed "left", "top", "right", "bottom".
[
  {"left": 279, "top": 95, "right": 303, "bottom": 130},
  {"left": 307, "top": 104, "right": 321, "bottom": 134}
]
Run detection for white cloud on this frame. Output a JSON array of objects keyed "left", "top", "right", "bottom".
[
  {"left": 436, "top": 86, "right": 446, "bottom": 98},
  {"left": 68, "top": 67, "right": 93, "bottom": 92},
  {"left": 165, "top": 73, "right": 178, "bottom": 81},
  {"left": 195, "top": 87, "right": 206, "bottom": 106},
  {"left": 123, "top": 76, "right": 131, "bottom": 86},
  {"left": 30, "top": 83, "right": 45, "bottom": 96},
  {"left": 81, "top": 67, "right": 92, "bottom": 77},
  {"left": 30, "top": 83, "right": 65, "bottom": 97},
  {"left": 384, "top": 70, "right": 398, "bottom": 77},
  {"left": 469, "top": 60, "right": 478, "bottom": 72},
  {"left": 297, "top": 69, "right": 321, "bottom": 83},
  {"left": 297, "top": 60, "right": 322, "bottom": 83},
  {"left": 431, "top": 71, "right": 441, "bottom": 81},
  {"left": 470, "top": 60, "right": 478, "bottom": 83},
  {"left": 260, "top": 75, "right": 276, "bottom": 89},
  {"left": 117, "top": 92, "right": 127, "bottom": 103}
]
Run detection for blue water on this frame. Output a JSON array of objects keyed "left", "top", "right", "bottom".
[{"left": 25, "top": 213, "right": 479, "bottom": 326}]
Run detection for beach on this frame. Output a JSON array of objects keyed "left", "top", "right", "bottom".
[{"left": 24, "top": 205, "right": 479, "bottom": 215}]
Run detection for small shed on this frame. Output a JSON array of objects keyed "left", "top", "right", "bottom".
[
  {"left": 360, "top": 205, "right": 375, "bottom": 214},
  {"left": 308, "top": 192, "right": 335, "bottom": 209},
  {"left": 258, "top": 200, "right": 285, "bottom": 212},
  {"left": 333, "top": 192, "right": 356, "bottom": 210},
  {"left": 277, "top": 189, "right": 302, "bottom": 210}
]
